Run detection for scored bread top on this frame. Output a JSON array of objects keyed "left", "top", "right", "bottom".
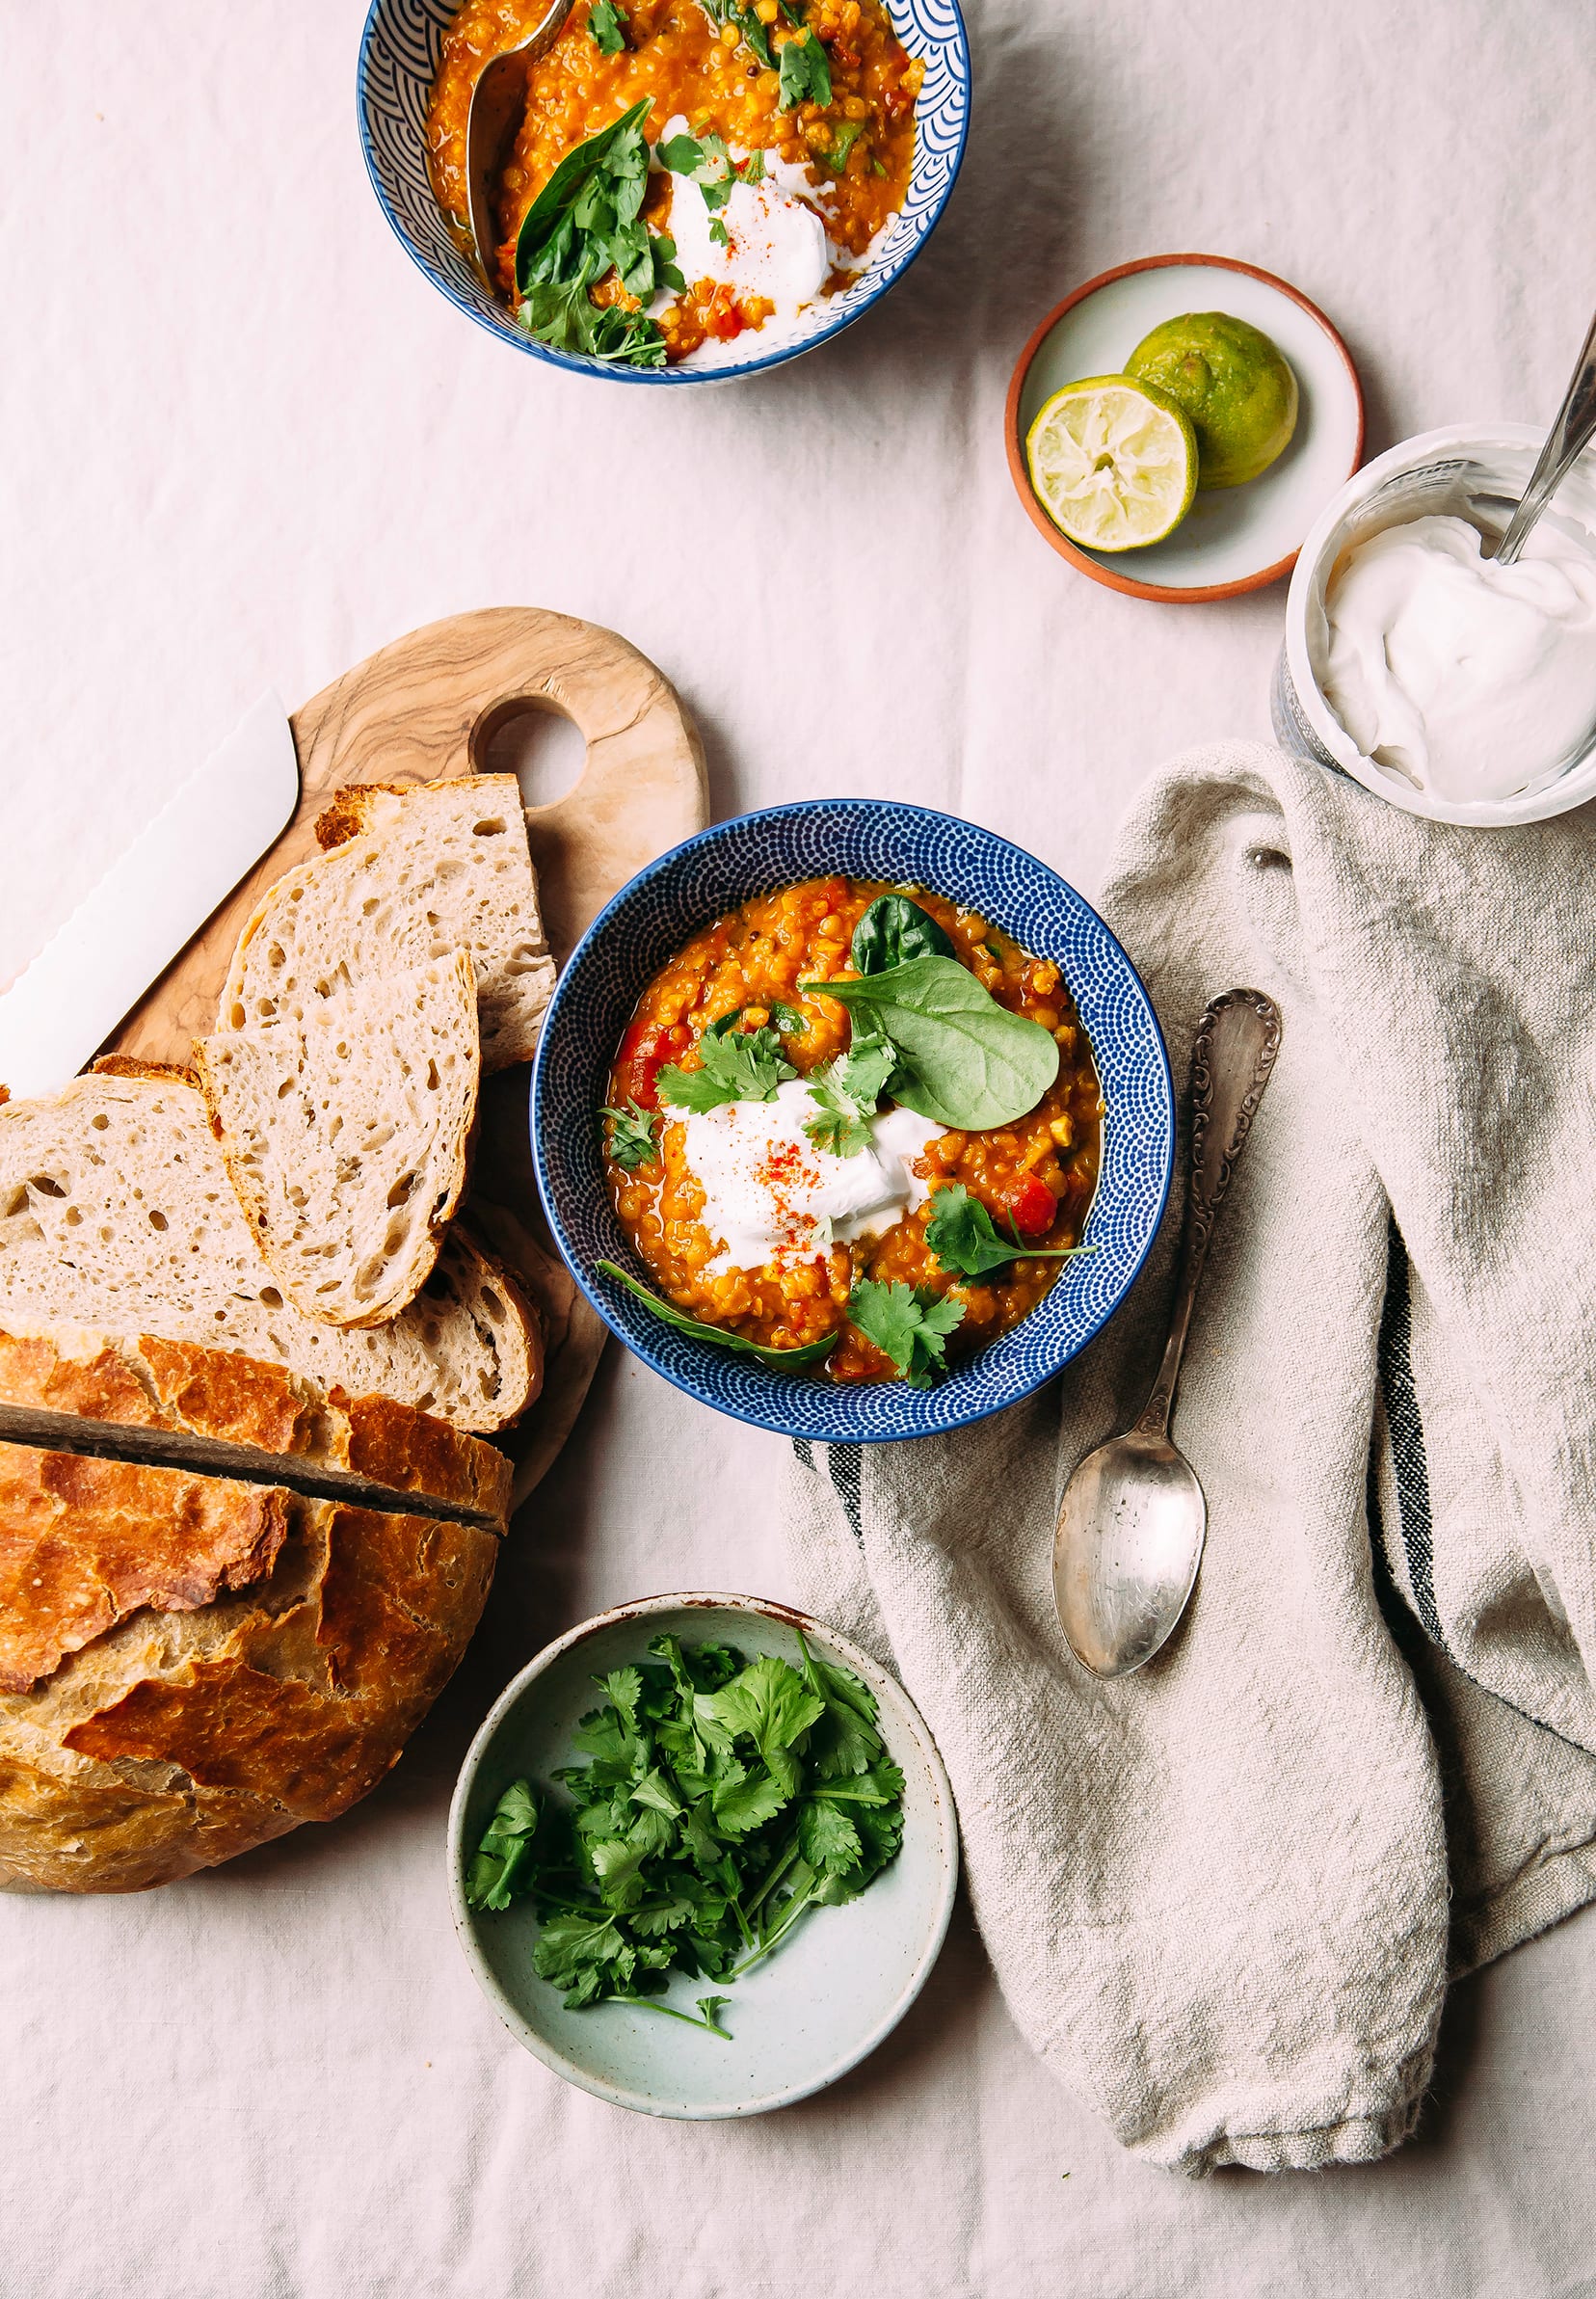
[
  {"left": 0, "top": 1064, "right": 541, "bottom": 1433},
  {"left": 0, "top": 1327, "right": 514, "bottom": 1527},
  {"left": 0, "top": 1443, "right": 290, "bottom": 1694},
  {"left": 222, "top": 776, "right": 557, "bottom": 1074},
  {"left": 0, "top": 1489, "right": 498, "bottom": 1891},
  {"left": 195, "top": 950, "right": 481, "bottom": 1329}
]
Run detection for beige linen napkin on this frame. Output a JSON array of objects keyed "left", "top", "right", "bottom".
[{"left": 784, "top": 740, "right": 1596, "bottom": 2176}]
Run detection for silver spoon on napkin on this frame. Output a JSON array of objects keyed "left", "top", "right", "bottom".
[
  {"left": 466, "top": 0, "right": 576, "bottom": 286},
  {"left": 1053, "top": 989, "right": 1283, "bottom": 1678}
]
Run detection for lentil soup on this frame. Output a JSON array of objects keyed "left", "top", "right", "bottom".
[
  {"left": 427, "top": 0, "right": 923, "bottom": 365},
  {"left": 602, "top": 877, "right": 1104, "bottom": 1384}
]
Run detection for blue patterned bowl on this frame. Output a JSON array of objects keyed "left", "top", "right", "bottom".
[
  {"left": 531, "top": 801, "right": 1175, "bottom": 1442},
  {"left": 357, "top": 0, "right": 970, "bottom": 385}
]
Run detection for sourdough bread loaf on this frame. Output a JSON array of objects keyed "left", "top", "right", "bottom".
[
  {"left": 0, "top": 1457, "right": 498, "bottom": 1893},
  {"left": 195, "top": 950, "right": 480, "bottom": 1328},
  {"left": 0, "top": 1327, "right": 512, "bottom": 1529},
  {"left": 0, "top": 1063, "right": 540, "bottom": 1432},
  {"left": 222, "top": 776, "right": 556, "bottom": 1073}
]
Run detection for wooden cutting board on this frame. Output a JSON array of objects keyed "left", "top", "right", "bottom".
[{"left": 110, "top": 607, "right": 708, "bottom": 1508}]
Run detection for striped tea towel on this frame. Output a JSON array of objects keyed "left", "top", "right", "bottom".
[{"left": 784, "top": 740, "right": 1596, "bottom": 2175}]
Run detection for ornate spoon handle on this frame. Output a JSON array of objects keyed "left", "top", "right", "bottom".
[{"left": 1133, "top": 988, "right": 1283, "bottom": 1441}]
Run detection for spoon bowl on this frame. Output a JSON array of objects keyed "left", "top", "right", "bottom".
[
  {"left": 465, "top": 0, "right": 576, "bottom": 285},
  {"left": 1053, "top": 1430, "right": 1208, "bottom": 1678}
]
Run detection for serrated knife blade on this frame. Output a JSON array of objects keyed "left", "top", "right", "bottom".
[{"left": 0, "top": 691, "right": 300, "bottom": 1103}]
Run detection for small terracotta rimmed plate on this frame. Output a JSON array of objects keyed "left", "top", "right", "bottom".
[{"left": 1006, "top": 254, "right": 1365, "bottom": 603}]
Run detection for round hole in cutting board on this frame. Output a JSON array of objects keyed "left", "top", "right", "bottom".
[{"left": 478, "top": 702, "right": 588, "bottom": 811}]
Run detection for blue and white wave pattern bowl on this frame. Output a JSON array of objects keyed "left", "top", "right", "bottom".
[
  {"left": 357, "top": 0, "right": 971, "bottom": 385},
  {"left": 531, "top": 801, "right": 1176, "bottom": 1443}
]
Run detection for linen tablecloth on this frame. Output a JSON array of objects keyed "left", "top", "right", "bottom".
[{"left": 3, "top": 2, "right": 1594, "bottom": 2290}]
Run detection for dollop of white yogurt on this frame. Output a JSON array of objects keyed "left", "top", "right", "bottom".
[
  {"left": 677, "top": 1077, "right": 943, "bottom": 1276},
  {"left": 663, "top": 137, "right": 827, "bottom": 319},
  {"left": 1321, "top": 512, "right": 1596, "bottom": 802}
]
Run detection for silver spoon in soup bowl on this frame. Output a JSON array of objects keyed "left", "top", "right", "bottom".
[
  {"left": 465, "top": 0, "right": 578, "bottom": 288},
  {"left": 1052, "top": 988, "right": 1283, "bottom": 1679}
]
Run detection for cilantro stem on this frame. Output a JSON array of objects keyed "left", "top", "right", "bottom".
[
  {"left": 732, "top": 1885, "right": 817, "bottom": 1977},
  {"left": 741, "top": 1831, "right": 801, "bottom": 1921},
  {"left": 613, "top": 1996, "right": 733, "bottom": 2041}
]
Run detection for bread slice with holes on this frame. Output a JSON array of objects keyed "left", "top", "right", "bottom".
[
  {"left": 0, "top": 1061, "right": 541, "bottom": 1432},
  {"left": 194, "top": 950, "right": 479, "bottom": 1328},
  {"left": 0, "top": 1325, "right": 512, "bottom": 1529},
  {"left": 220, "top": 775, "right": 556, "bottom": 1073}
]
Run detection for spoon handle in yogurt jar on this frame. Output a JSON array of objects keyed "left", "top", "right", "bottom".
[
  {"left": 1493, "top": 306, "right": 1596, "bottom": 568},
  {"left": 1133, "top": 990, "right": 1283, "bottom": 1441}
]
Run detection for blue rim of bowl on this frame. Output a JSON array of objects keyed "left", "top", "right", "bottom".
[
  {"left": 355, "top": 0, "right": 971, "bottom": 386},
  {"left": 530, "top": 799, "right": 1176, "bottom": 1440},
  {"left": 446, "top": 1591, "right": 960, "bottom": 2118}
]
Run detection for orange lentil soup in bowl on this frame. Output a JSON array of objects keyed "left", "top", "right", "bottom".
[
  {"left": 426, "top": 0, "right": 925, "bottom": 369},
  {"left": 598, "top": 877, "right": 1104, "bottom": 1387}
]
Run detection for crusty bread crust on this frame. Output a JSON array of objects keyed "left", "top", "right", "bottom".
[
  {"left": 0, "top": 1444, "right": 289, "bottom": 1695},
  {"left": 0, "top": 1328, "right": 514, "bottom": 1528},
  {"left": 0, "top": 1494, "right": 497, "bottom": 1893},
  {"left": 314, "top": 782, "right": 408, "bottom": 852}
]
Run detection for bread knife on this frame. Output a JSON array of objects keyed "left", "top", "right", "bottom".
[{"left": 0, "top": 691, "right": 300, "bottom": 1102}]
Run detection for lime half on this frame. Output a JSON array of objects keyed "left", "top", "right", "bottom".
[
  {"left": 1024, "top": 376, "right": 1198, "bottom": 551},
  {"left": 1126, "top": 312, "right": 1299, "bottom": 490}
]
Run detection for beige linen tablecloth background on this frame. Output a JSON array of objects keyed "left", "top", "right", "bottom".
[{"left": 3, "top": 3, "right": 1594, "bottom": 2292}]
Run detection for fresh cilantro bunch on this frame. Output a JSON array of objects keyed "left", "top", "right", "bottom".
[
  {"left": 466, "top": 1634, "right": 906, "bottom": 2037},
  {"left": 513, "top": 101, "right": 684, "bottom": 367},
  {"left": 656, "top": 1009, "right": 799, "bottom": 1111}
]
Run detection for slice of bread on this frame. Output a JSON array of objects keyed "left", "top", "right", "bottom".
[
  {"left": 221, "top": 776, "right": 557, "bottom": 1074},
  {"left": 0, "top": 1063, "right": 541, "bottom": 1432},
  {"left": 195, "top": 950, "right": 480, "bottom": 1329},
  {"left": 0, "top": 1326, "right": 512, "bottom": 1530},
  {"left": 0, "top": 1481, "right": 498, "bottom": 1891}
]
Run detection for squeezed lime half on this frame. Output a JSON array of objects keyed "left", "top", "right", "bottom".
[{"left": 1024, "top": 376, "right": 1198, "bottom": 551}]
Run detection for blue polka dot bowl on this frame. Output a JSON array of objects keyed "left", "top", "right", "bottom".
[
  {"left": 357, "top": 0, "right": 970, "bottom": 386},
  {"left": 530, "top": 801, "right": 1175, "bottom": 1442}
]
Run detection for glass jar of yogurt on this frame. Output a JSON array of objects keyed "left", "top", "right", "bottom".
[{"left": 1272, "top": 423, "right": 1596, "bottom": 825}]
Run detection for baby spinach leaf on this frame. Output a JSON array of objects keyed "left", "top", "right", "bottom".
[
  {"left": 846, "top": 1277, "right": 966, "bottom": 1388},
  {"left": 777, "top": 28, "right": 832, "bottom": 109},
  {"left": 513, "top": 100, "right": 672, "bottom": 367},
  {"left": 851, "top": 893, "right": 955, "bottom": 975},
  {"left": 925, "top": 1182, "right": 1098, "bottom": 1277},
  {"left": 602, "top": 1096, "right": 660, "bottom": 1170},
  {"left": 802, "top": 956, "right": 1059, "bottom": 1131},
  {"left": 597, "top": 1261, "right": 839, "bottom": 1369}
]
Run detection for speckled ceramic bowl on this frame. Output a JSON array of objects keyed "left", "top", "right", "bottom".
[
  {"left": 357, "top": 0, "right": 970, "bottom": 385},
  {"left": 530, "top": 799, "right": 1175, "bottom": 1442},
  {"left": 448, "top": 1593, "right": 958, "bottom": 2117}
]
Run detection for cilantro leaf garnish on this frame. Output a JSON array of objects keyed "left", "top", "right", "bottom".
[
  {"left": 709, "top": 218, "right": 730, "bottom": 247},
  {"left": 802, "top": 1029, "right": 899, "bottom": 1157},
  {"left": 463, "top": 1635, "right": 905, "bottom": 2030},
  {"left": 655, "top": 1013, "right": 796, "bottom": 1110},
  {"left": 846, "top": 1276, "right": 965, "bottom": 1387},
  {"left": 739, "top": 148, "right": 767, "bottom": 184},
  {"left": 694, "top": 0, "right": 775, "bottom": 67},
  {"left": 777, "top": 29, "right": 832, "bottom": 110},
  {"left": 602, "top": 1096, "right": 660, "bottom": 1170},
  {"left": 597, "top": 1261, "right": 839, "bottom": 1369},
  {"left": 924, "top": 1182, "right": 1098, "bottom": 1277},
  {"left": 587, "top": 0, "right": 628, "bottom": 51},
  {"left": 513, "top": 101, "right": 674, "bottom": 367}
]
